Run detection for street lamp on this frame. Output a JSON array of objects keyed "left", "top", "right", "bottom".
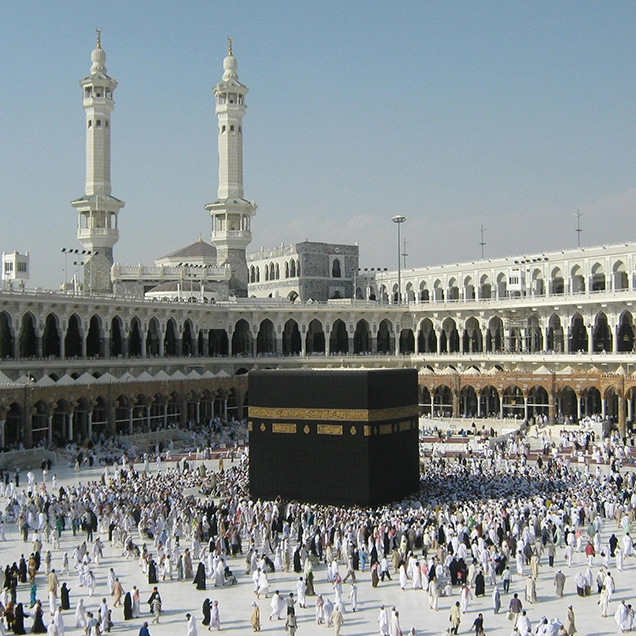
[{"left": 392, "top": 215, "right": 406, "bottom": 303}]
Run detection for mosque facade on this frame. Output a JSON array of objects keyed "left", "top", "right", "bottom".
[{"left": 0, "top": 37, "right": 635, "bottom": 449}]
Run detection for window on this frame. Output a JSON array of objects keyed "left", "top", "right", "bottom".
[
  {"left": 332, "top": 259, "right": 341, "bottom": 278},
  {"left": 96, "top": 120, "right": 101, "bottom": 127}
]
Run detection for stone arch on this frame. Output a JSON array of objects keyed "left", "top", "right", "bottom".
[
  {"left": 18, "top": 312, "right": 38, "bottom": 358},
  {"left": 613, "top": 260, "right": 629, "bottom": 290},
  {"left": 419, "top": 281, "right": 429, "bottom": 302},
  {"left": 146, "top": 317, "right": 161, "bottom": 356},
  {"left": 480, "top": 385, "right": 500, "bottom": 417},
  {"left": 31, "top": 400, "right": 50, "bottom": 446},
  {"left": 592, "top": 311, "right": 612, "bottom": 352},
  {"left": 284, "top": 261, "right": 289, "bottom": 278},
  {"left": 440, "top": 317, "right": 459, "bottom": 353},
  {"left": 73, "top": 396, "right": 92, "bottom": 443},
  {"left": 209, "top": 328, "right": 229, "bottom": 356},
  {"left": 550, "top": 267, "right": 564, "bottom": 295},
  {"left": 496, "top": 272, "right": 507, "bottom": 298},
  {"left": 486, "top": 316, "right": 504, "bottom": 353},
  {"left": 330, "top": 319, "right": 348, "bottom": 354},
  {"left": 557, "top": 386, "right": 577, "bottom": 422},
  {"left": 526, "top": 314, "right": 543, "bottom": 352},
  {"left": 5, "top": 402, "right": 22, "bottom": 448},
  {"left": 232, "top": 319, "right": 252, "bottom": 356},
  {"left": 464, "top": 276, "right": 475, "bottom": 301},
  {"left": 306, "top": 319, "right": 325, "bottom": 355},
  {"left": 64, "top": 314, "right": 83, "bottom": 358},
  {"left": 290, "top": 259, "right": 296, "bottom": 277},
  {"left": 353, "top": 319, "right": 371, "bottom": 354},
  {"left": 110, "top": 315, "right": 124, "bottom": 357},
  {"left": 448, "top": 278, "right": 459, "bottom": 301},
  {"left": 164, "top": 319, "right": 178, "bottom": 356},
  {"left": 129, "top": 316, "right": 143, "bottom": 357},
  {"left": 591, "top": 262, "right": 606, "bottom": 291},
  {"left": 332, "top": 259, "right": 342, "bottom": 278},
  {"left": 256, "top": 318, "right": 276, "bottom": 355},
  {"left": 459, "top": 385, "right": 477, "bottom": 417},
  {"left": 42, "top": 313, "right": 61, "bottom": 358},
  {"left": 419, "top": 385, "right": 432, "bottom": 415},
  {"left": 0, "top": 311, "right": 14, "bottom": 359},
  {"left": 433, "top": 385, "right": 453, "bottom": 417},
  {"left": 480, "top": 274, "right": 491, "bottom": 299},
  {"left": 405, "top": 282, "right": 415, "bottom": 302},
  {"left": 52, "top": 399, "right": 72, "bottom": 446},
  {"left": 182, "top": 319, "right": 194, "bottom": 356},
  {"left": 275, "top": 263, "right": 280, "bottom": 279},
  {"left": 617, "top": 311, "right": 635, "bottom": 352},
  {"left": 433, "top": 279, "right": 444, "bottom": 301},
  {"left": 399, "top": 327, "right": 415, "bottom": 354},
  {"left": 91, "top": 396, "right": 107, "bottom": 438},
  {"left": 149, "top": 393, "right": 165, "bottom": 431},
  {"left": 527, "top": 386, "right": 549, "bottom": 417},
  {"left": 546, "top": 314, "right": 564, "bottom": 352},
  {"left": 604, "top": 386, "right": 619, "bottom": 422},
  {"left": 115, "top": 395, "right": 132, "bottom": 435},
  {"left": 377, "top": 319, "right": 393, "bottom": 354},
  {"left": 417, "top": 318, "right": 437, "bottom": 354},
  {"left": 502, "top": 385, "right": 524, "bottom": 418},
  {"left": 532, "top": 269, "right": 545, "bottom": 296},
  {"left": 569, "top": 313, "right": 588, "bottom": 353},
  {"left": 86, "top": 314, "right": 103, "bottom": 357},
  {"left": 571, "top": 264, "right": 585, "bottom": 293},
  {"left": 581, "top": 386, "right": 601, "bottom": 417},
  {"left": 462, "top": 317, "right": 482, "bottom": 353},
  {"left": 282, "top": 319, "right": 301, "bottom": 356},
  {"left": 167, "top": 391, "right": 181, "bottom": 427}
]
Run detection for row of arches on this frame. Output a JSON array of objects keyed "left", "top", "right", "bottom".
[
  {"left": 394, "top": 259, "right": 632, "bottom": 303},
  {"left": 2, "top": 388, "right": 244, "bottom": 449},
  {"left": 1, "top": 309, "right": 634, "bottom": 361},
  {"left": 249, "top": 259, "right": 301, "bottom": 284},
  {"left": 420, "top": 383, "right": 633, "bottom": 422}
]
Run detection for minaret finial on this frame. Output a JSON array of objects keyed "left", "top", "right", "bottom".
[
  {"left": 96, "top": 28, "right": 102, "bottom": 49},
  {"left": 228, "top": 36, "right": 233, "bottom": 56}
]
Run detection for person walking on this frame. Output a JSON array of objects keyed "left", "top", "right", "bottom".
[
  {"left": 565, "top": 605, "right": 576, "bottom": 635},
  {"left": 449, "top": 601, "right": 461, "bottom": 635},
  {"left": 250, "top": 603, "right": 260, "bottom": 632}
]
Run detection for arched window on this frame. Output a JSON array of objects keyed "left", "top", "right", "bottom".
[{"left": 332, "top": 259, "right": 341, "bottom": 278}]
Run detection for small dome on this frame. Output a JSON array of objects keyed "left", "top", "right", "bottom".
[
  {"left": 90, "top": 46, "right": 107, "bottom": 74},
  {"left": 222, "top": 53, "right": 238, "bottom": 81}
]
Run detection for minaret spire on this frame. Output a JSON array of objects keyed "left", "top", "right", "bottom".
[
  {"left": 205, "top": 40, "right": 257, "bottom": 297},
  {"left": 70, "top": 32, "right": 125, "bottom": 294}
]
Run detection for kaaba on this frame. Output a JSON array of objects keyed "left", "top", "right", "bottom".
[{"left": 248, "top": 368, "right": 420, "bottom": 507}]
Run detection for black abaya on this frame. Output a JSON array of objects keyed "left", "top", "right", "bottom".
[
  {"left": 202, "top": 599, "right": 211, "bottom": 626},
  {"left": 123, "top": 593, "right": 133, "bottom": 620},
  {"left": 193, "top": 562, "right": 206, "bottom": 590},
  {"left": 60, "top": 584, "right": 70, "bottom": 610}
]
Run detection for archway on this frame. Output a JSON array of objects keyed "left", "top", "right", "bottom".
[
  {"left": 459, "top": 386, "right": 477, "bottom": 417},
  {"left": 546, "top": 314, "right": 564, "bottom": 352},
  {"left": 5, "top": 403, "right": 22, "bottom": 448},
  {"left": 617, "top": 311, "right": 635, "bottom": 352},
  {"left": 110, "top": 316, "right": 124, "bottom": 357},
  {"left": 256, "top": 319, "right": 276, "bottom": 355},
  {"left": 282, "top": 319, "right": 301, "bottom": 356},
  {"left": 0, "top": 312, "right": 14, "bottom": 359},
  {"left": 353, "top": 320, "right": 371, "bottom": 354},
  {"left": 129, "top": 318, "right": 143, "bottom": 357},
  {"left": 329, "top": 319, "right": 348, "bottom": 354},
  {"left": 557, "top": 386, "right": 577, "bottom": 422},
  {"left": 569, "top": 313, "right": 588, "bottom": 353},
  {"left": 209, "top": 329, "right": 229, "bottom": 356},
  {"left": 417, "top": 318, "right": 437, "bottom": 354},
  {"left": 486, "top": 317, "right": 503, "bottom": 353},
  {"left": 399, "top": 328, "right": 415, "bottom": 354},
  {"left": 31, "top": 401, "right": 49, "bottom": 446},
  {"left": 232, "top": 319, "right": 252, "bottom": 356},
  {"left": 64, "top": 314, "right": 82, "bottom": 358},
  {"left": 306, "top": 319, "right": 325, "bottom": 355},
  {"left": 593, "top": 312, "right": 612, "bottom": 352},
  {"left": 86, "top": 315, "right": 103, "bottom": 357},
  {"left": 377, "top": 319, "right": 393, "bottom": 354},
  {"left": 463, "top": 317, "right": 482, "bottom": 353},
  {"left": 480, "top": 386, "right": 500, "bottom": 418},
  {"left": 164, "top": 319, "right": 178, "bottom": 356},
  {"left": 527, "top": 386, "right": 549, "bottom": 418},
  {"left": 19, "top": 312, "right": 37, "bottom": 358},
  {"left": 42, "top": 313, "right": 61, "bottom": 358},
  {"left": 182, "top": 320, "right": 194, "bottom": 357},
  {"left": 527, "top": 315, "right": 543, "bottom": 352},
  {"left": 433, "top": 385, "right": 453, "bottom": 417}
]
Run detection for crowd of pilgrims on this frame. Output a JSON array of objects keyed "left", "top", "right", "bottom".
[{"left": 0, "top": 426, "right": 632, "bottom": 635}]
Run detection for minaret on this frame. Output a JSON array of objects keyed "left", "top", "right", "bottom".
[
  {"left": 205, "top": 38, "right": 257, "bottom": 296},
  {"left": 71, "top": 30, "right": 124, "bottom": 294}
]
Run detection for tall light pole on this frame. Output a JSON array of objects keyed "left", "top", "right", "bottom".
[{"left": 392, "top": 215, "right": 406, "bottom": 303}]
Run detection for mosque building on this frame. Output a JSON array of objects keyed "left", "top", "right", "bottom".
[{"left": 0, "top": 34, "right": 635, "bottom": 449}]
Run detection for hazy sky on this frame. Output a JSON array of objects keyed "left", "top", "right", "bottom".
[{"left": 3, "top": 2, "right": 636, "bottom": 289}]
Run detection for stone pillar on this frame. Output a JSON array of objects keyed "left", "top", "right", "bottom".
[
  {"left": 129, "top": 407, "right": 133, "bottom": 436},
  {"left": 577, "top": 394, "right": 582, "bottom": 420},
  {"left": 524, "top": 397, "right": 528, "bottom": 421},
  {"left": 276, "top": 334, "right": 283, "bottom": 357},
  {"left": 601, "top": 398, "right": 607, "bottom": 419},
  {"left": 371, "top": 329, "right": 378, "bottom": 354},
  {"left": 301, "top": 328, "right": 306, "bottom": 357},
  {"left": 395, "top": 329, "right": 400, "bottom": 356},
  {"left": 140, "top": 329, "right": 147, "bottom": 357},
  {"left": 548, "top": 391, "right": 556, "bottom": 425},
  {"left": 325, "top": 328, "right": 331, "bottom": 356},
  {"left": 619, "top": 395, "right": 626, "bottom": 437},
  {"left": 87, "top": 411, "right": 93, "bottom": 440},
  {"left": 414, "top": 329, "right": 420, "bottom": 355},
  {"left": 47, "top": 414, "right": 53, "bottom": 446},
  {"left": 0, "top": 419, "right": 5, "bottom": 448},
  {"left": 452, "top": 390, "right": 460, "bottom": 418}
]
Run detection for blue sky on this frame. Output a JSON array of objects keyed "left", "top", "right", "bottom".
[{"left": 2, "top": 2, "right": 636, "bottom": 289}]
